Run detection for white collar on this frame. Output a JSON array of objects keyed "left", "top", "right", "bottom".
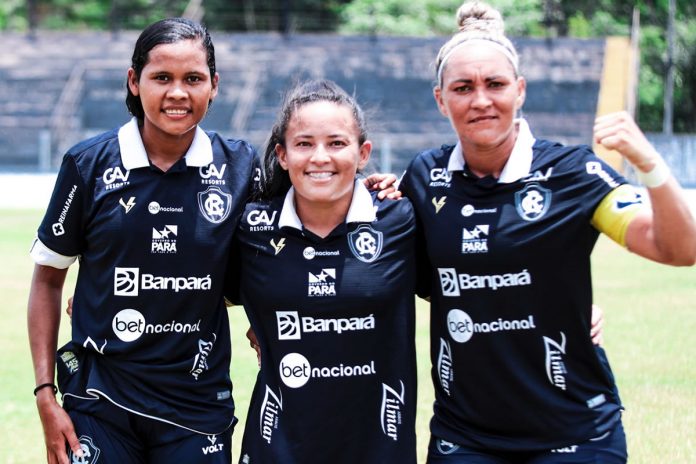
[
  {"left": 117, "top": 117, "right": 213, "bottom": 170},
  {"left": 278, "top": 179, "right": 376, "bottom": 230},
  {"left": 446, "top": 118, "right": 536, "bottom": 184}
]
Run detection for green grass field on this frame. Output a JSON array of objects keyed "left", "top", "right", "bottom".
[{"left": 1, "top": 209, "right": 694, "bottom": 463}]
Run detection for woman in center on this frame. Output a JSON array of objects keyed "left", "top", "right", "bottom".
[{"left": 226, "top": 79, "right": 425, "bottom": 463}]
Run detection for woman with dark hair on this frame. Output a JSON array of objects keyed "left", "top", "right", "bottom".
[
  {"left": 28, "top": 18, "right": 257, "bottom": 463},
  {"left": 227, "top": 79, "right": 425, "bottom": 463}
]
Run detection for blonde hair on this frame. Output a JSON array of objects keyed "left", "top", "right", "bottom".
[{"left": 435, "top": 1, "right": 519, "bottom": 86}]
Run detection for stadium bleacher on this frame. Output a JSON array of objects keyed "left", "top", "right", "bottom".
[{"left": 0, "top": 31, "right": 605, "bottom": 173}]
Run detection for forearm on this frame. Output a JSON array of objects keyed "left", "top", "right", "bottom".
[
  {"left": 643, "top": 177, "right": 696, "bottom": 265},
  {"left": 27, "top": 265, "right": 67, "bottom": 386}
]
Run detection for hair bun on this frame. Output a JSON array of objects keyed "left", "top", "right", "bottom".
[{"left": 456, "top": 1, "right": 504, "bottom": 35}]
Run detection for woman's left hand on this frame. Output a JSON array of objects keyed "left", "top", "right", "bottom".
[{"left": 363, "top": 173, "right": 402, "bottom": 200}]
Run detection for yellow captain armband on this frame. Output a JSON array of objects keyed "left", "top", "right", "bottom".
[{"left": 591, "top": 184, "right": 646, "bottom": 247}]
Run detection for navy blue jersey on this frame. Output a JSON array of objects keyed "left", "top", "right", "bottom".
[
  {"left": 400, "top": 122, "right": 626, "bottom": 451},
  {"left": 31, "top": 118, "right": 259, "bottom": 434},
  {"left": 229, "top": 182, "right": 420, "bottom": 464}
]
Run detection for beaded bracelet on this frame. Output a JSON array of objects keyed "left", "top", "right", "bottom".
[{"left": 33, "top": 383, "right": 58, "bottom": 396}]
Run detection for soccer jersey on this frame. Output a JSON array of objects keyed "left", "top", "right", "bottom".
[
  {"left": 400, "top": 119, "right": 643, "bottom": 451},
  {"left": 228, "top": 181, "right": 420, "bottom": 464},
  {"left": 31, "top": 118, "right": 258, "bottom": 434}
]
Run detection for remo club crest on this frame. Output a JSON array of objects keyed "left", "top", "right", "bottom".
[
  {"left": 514, "top": 183, "right": 551, "bottom": 221},
  {"left": 348, "top": 224, "right": 383, "bottom": 263},
  {"left": 198, "top": 186, "right": 233, "bottom": 224}
]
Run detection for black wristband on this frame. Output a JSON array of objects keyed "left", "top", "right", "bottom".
[{"left": 33, "top": 383, "right": 58, "bottom": 396}]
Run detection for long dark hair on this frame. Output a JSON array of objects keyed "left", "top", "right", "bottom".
[
  {"left": 126, "top": 17, "right": 216, "bottom": 121},
  {"left": 260, "top": 79, "right": 369, "bottom": 200}
]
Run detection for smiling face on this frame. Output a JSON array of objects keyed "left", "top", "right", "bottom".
[
  {"left": 434, "top": 43, "right": 526, "bottom": 155},
  {"left": 127, "top": 39, "right": 218, "bottom": 145},
  {"left": 276, "top": 100, "right": 371, "bottom": 214}
]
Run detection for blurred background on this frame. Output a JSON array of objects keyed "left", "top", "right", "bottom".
[{"left": 0, "top": 0, "right": 694, "bottom": 183}]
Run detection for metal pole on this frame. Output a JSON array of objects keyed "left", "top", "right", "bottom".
[{"left": 663, "top": 0, "right": 675, "bottom": 135}]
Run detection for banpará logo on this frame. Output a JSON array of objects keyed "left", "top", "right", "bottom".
[
  {"left": 102, "top": 166, "right": 130, "bottom": 190},
  {"left": 276, "top": 311, "right": 376, "bottom": 340},
  {"left": 114, "top": 268, "right": 213, "bottom": 295},
  {"left": 438, "top": 268, "right": 532, "bottom": 296},
  {"left": 112, "top": 308, "right": 201, "bottom": 342},
  {"left": 200, "top": 163, "right": 227, "bottom": 185},
  {"left": 515, "top": 182, "right": 552, "bottom": 221},
  {"left": 543, "top": 332, "right": 567, "bottom": 391},
  {"left": 437, "top": 338, "right": 454, "bottom": 395},
  {"left": 279, "top": 352, "right": 376, "bottom": 389},
  {"left": 446, "top": 309, "right": 536, "bottom": 343},
  {"left": 260, "top": 385, "right": 283, "bottom": 444},
  {"left": 381, "top": 381, "right": 405, "bottom": 441},
  {"left": 198, "top": 186, "right": 232, "bottom": 224},
  {"left": 347, "top": 224, "right": 383, "bottom": 263}
]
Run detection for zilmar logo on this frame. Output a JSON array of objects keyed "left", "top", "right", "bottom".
[
  {"left": 437, "top": 338, "right": 454, "bottom": 395},
  {"left": 381, "top": 381, "right": 405, "bottom": 441},
  {"left": 260, "top": 385, "right": 283, "bottom": 444}
]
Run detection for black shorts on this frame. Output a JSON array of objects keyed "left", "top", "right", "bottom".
[
  {"left": 427, "top": 421, "right": 627, "bottom": 464},
  {"left": 66, "top": 398, "right": 234, "bottom": 464}
]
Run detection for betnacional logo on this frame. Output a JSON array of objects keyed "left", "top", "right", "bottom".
[
  {"left": 303, "top": 247, "right": 340, "bottom": 260},
  {"left": 147, "top": 201, "right": 183, "bottom": 214},
  {"left": 347, "top": 224, "right": 383, "bottom": 263},
  {"left": 111, "top": 308, "right": 200, "bottom": 342},
  {"left": 279, "top": 352, "right": 376, "bottom": 389},
  {"left": 198, "top": 186, "right": 232, "bottom": 224},
  {"left": 446, "top": 309, "right": 536, "bottom": 344}
]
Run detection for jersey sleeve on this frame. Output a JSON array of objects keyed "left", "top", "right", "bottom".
[
  {"left": 591, "top": 184, "right": 646, "bottom": 247},
  {"left": 31, "top": 155, "right": 87, "bottom": 267}
]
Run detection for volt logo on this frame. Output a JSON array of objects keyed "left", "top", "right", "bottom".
[
  {"left": 119, "top": 197, "right": 136, "bottom": 213},
  {"left": 432, "top": 196, "right": 447, "bottom": 213}
]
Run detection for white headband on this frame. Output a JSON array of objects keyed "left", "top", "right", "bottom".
[{"left": 437, "top": 37, "right": 519, "bottom": 86}]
